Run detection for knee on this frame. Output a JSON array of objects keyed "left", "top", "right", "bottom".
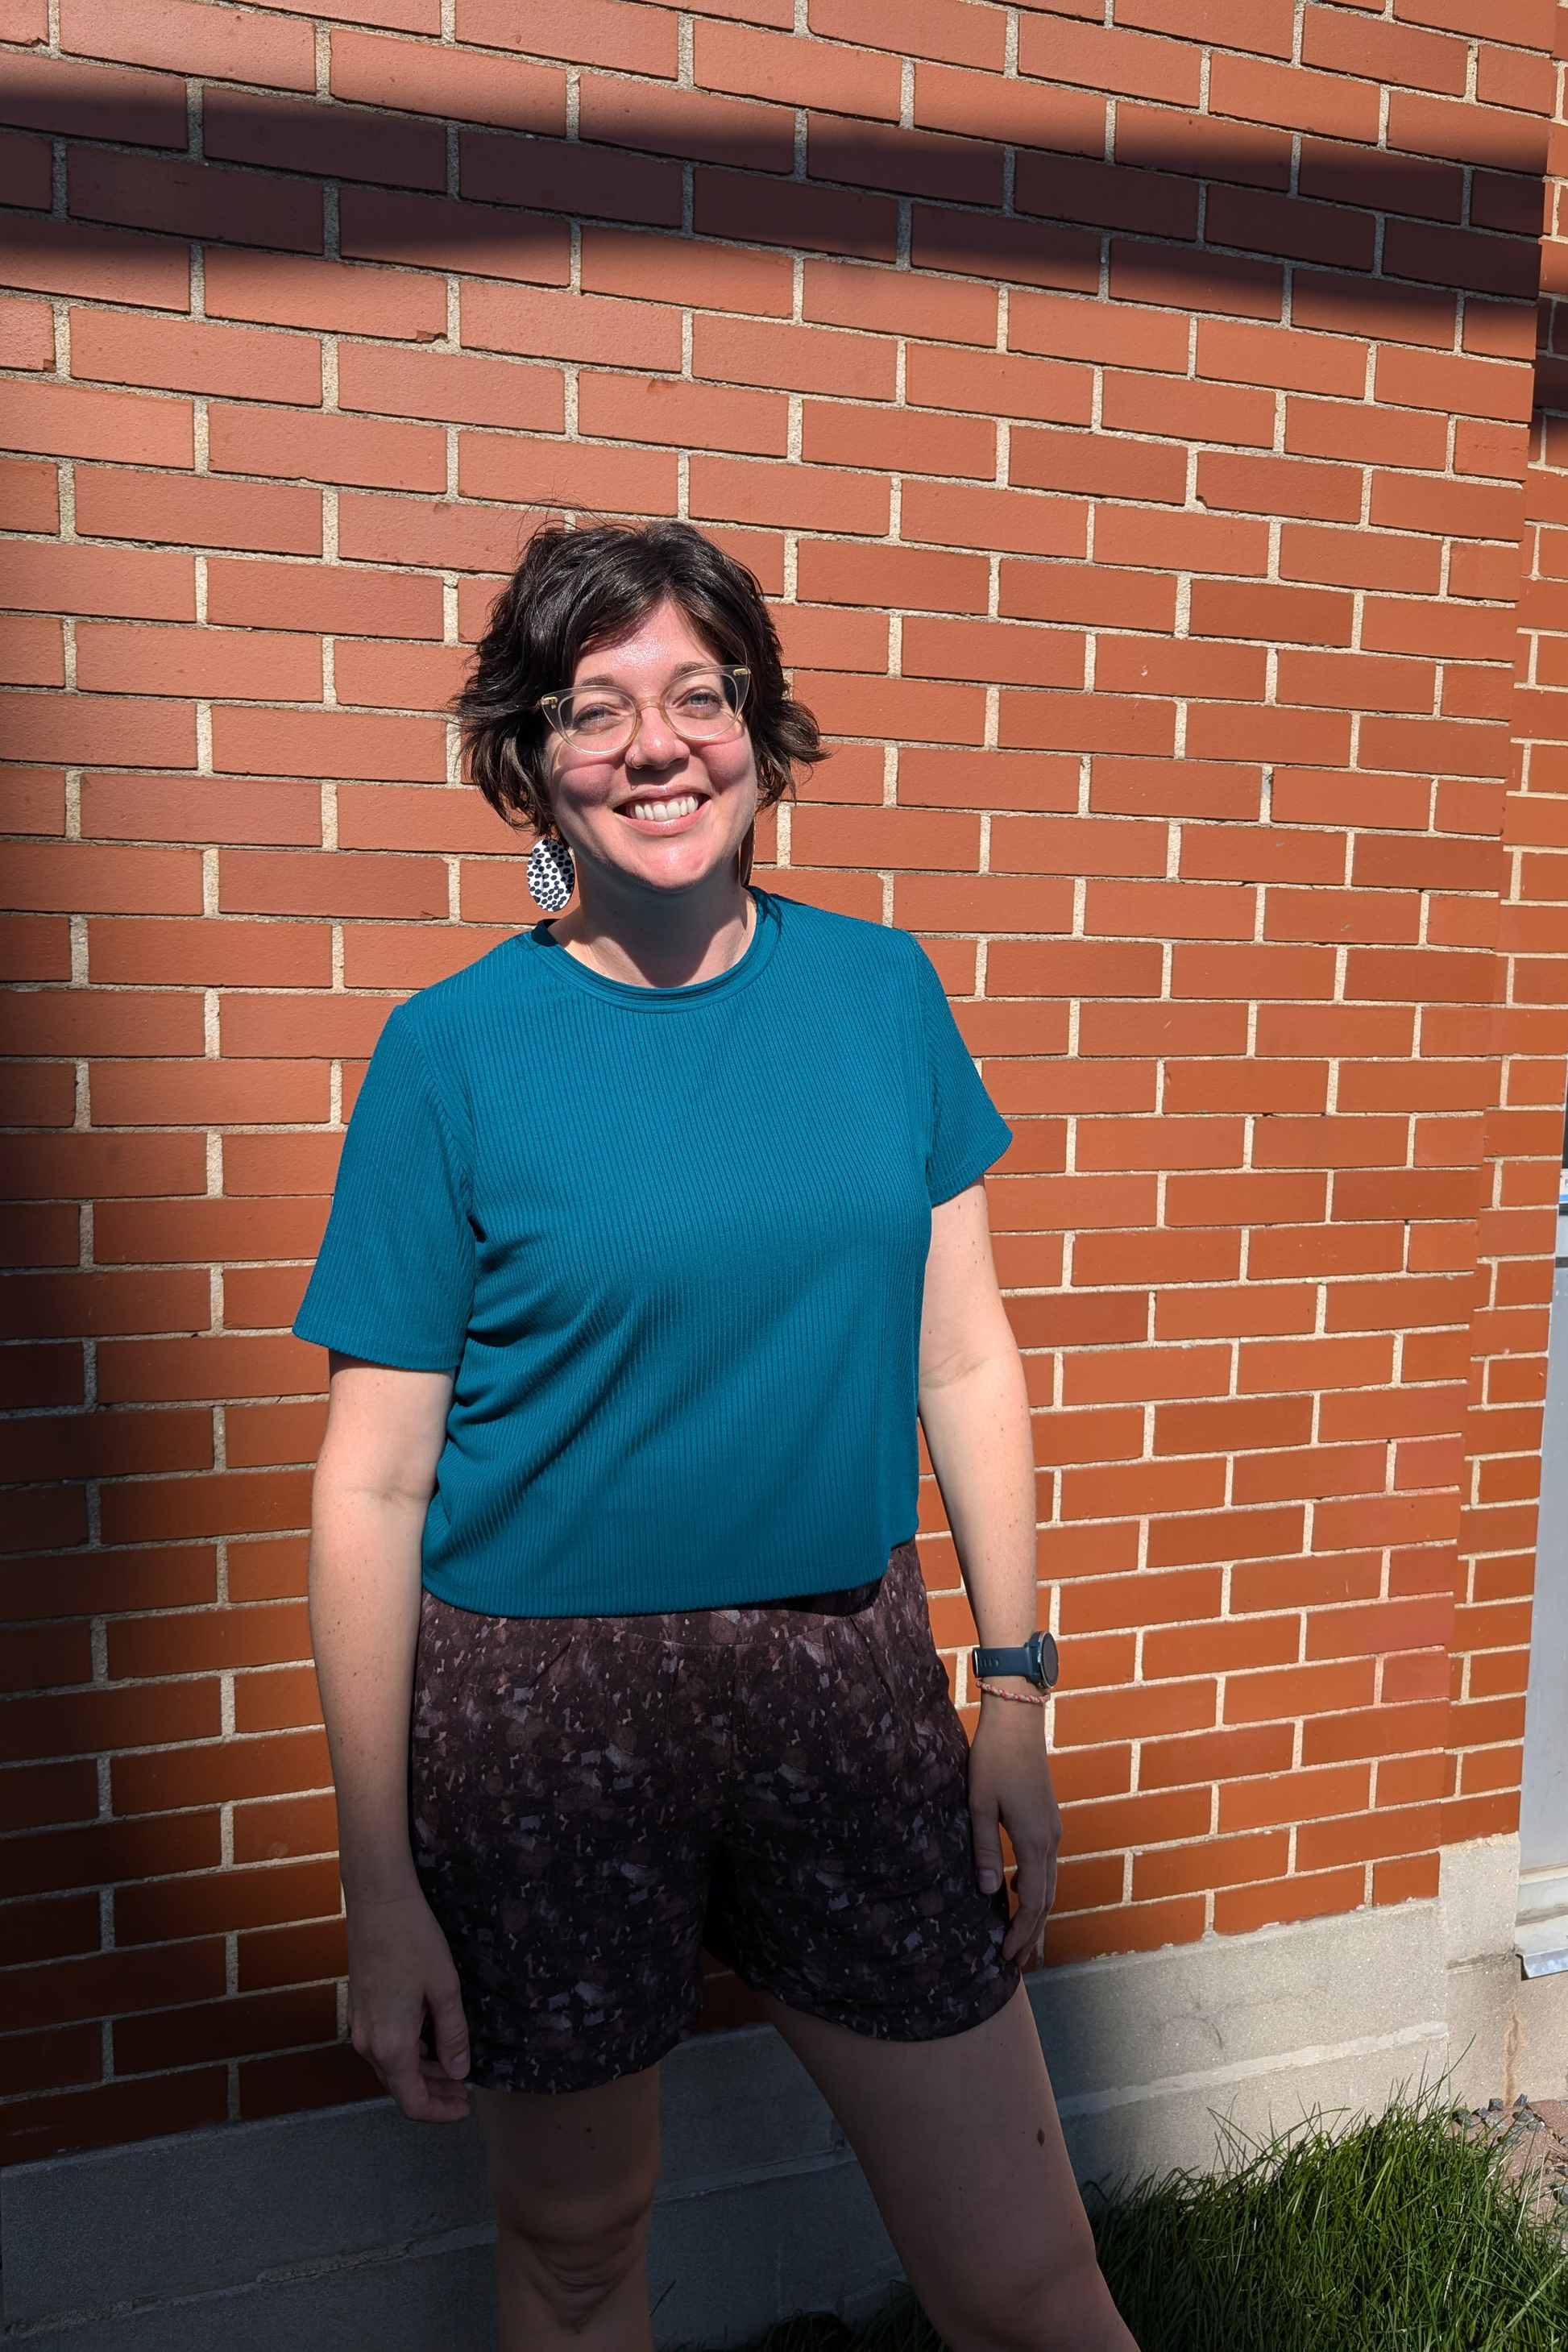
[
  {"left": 496, "top": 2190, "right": 653, "bottom": 2333},
  {"left": 945, "top": 2246, "right": 1126, "bottom": 2352}
]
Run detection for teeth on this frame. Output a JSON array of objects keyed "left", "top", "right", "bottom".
[{"left": 628, "top": 796, "right": 699, "bottom": 823}]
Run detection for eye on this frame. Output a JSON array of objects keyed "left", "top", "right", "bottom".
[
  {"left": 567, "top": 694, "right": 631, "bottom": 735},
  {"left": 670, "top": 682, "right": 726, "bottom": 719}
]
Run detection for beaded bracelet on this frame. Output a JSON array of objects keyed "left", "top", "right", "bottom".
[{"left": 976, "top": 1678, "right": 1049, "bottom": 1709}]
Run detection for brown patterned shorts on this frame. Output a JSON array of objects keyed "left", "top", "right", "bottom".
[{"left": 409, "top": 1541, "right": 1018, "bottom": 2094}]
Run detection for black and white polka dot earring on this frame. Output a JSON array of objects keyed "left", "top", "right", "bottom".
[{"left": 527, "top": 835, "right": 575, "bottom": 913}]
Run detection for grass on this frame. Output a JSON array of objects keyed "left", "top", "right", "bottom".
[{"left": 722, "top": 2092, "right": 1568, "bottom": 2352}]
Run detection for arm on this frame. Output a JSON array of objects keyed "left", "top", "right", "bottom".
[
  {"left": 918, "top": 1183, "right": 1061, "bottom": 1963},
  {"left": 309, "top": 1352, "right": 471, "bottom": 2122}
]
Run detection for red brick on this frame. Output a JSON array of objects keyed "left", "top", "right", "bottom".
[
  {"left": 809, "top": 0, "right": 1006, "bottom": 70},
  {"left": 1286, "top": 398, "right": 1449, "bottom": 472},
  {"left": 212, "top": 706, "right": 446, "bottom": 785},
  {"left": 456, "top": 0, "right": 678, "bottom": 77},
  {"left": 691, "top": 19, "right": 898, "bottom": 116},
  {"left": 205, "top": 559, "right": 441, "bottom": 641},
  {"left": 583, "top": 227, "right": 792, "bottom": 318},
  {"left": 463, "top": 281, "right": 680, "bottom": 371},
  {"left": 338, "top": 342, "right": 562, "bottom": 433},
  {"left": 68, "top": 310, "right": 320, "bottom": 408},
  {"left": 0, "top": 2071, "right": 227, "bottom": 2165},
  {"left": 0, "top": 291, "right": 55, "bottom": 368},
  {"left": 76, "top": 624, "right": 320, "bottom": 704},
  {"left": 204, "top": 250, "right": 445, "bottom": 342},
  {"left": 0, "top": 457, "right": 60, "bottom": 534},
  {"left": 0, "top": 53, "right": 185, "bottom": 148},
  {"left": 0, "top": 617, "right": 63, "bottom": 689},
  {"left": 583, "top": 76, "right": 794, "bottom": 174},
  {"left": 75, "top": 470, "right": 322, "bottom": 559},
  {"left": 461, "top": 126, "right": 681, "bottom": 228},
  {"left": 69, "top": 151, "right": 322, "bottom": 256},
  {"left": 331, "top": 27, "right": 563, "bottom": 134},
  {"left": 912, "top": 206, "right": 1098, "bottom": 296},
  {"left": 1388, "top": 89, "right": 1548, "bottom": 176},
  {"left": 201, "top": 85, "right": 445, "bottom": 193},
  {"left": 0, "top": 378, "right": 191, "bottom": 469},
  {"left": 695, "top": 167, "right": 898, "bottom": 264},
  {"left": 61, "top": 0, "right": 313, "bottom": 85},
  {"left": 1377, "top": 344, "right": 1533, "bottom": 423},
  {"left": 208, "top": 404, "right": 446, "bottom": 495},
  {"left": 914, "top": 60, "right": 1103, "bottom": 159},
  {"left": 337, "top": 186, "right": 568, "bottom": 286}
]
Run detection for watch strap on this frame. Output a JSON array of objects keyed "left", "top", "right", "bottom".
[{"left": 972, "top": 1631, "right": 1060, "bottom": 1690}]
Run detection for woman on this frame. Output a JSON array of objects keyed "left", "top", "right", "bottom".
[{"left": 297, "top": 521, "right": 1139, "bottom": 2352}]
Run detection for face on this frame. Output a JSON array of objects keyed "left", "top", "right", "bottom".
[{"left": 543, "top": 597, "right": 759, "bottom": 901}]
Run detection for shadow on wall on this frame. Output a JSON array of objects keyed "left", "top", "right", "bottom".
[{"left": 0, "top": 79, "right": 1546, "bottom": 367}]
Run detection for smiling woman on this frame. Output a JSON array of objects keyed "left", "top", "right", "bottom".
[{"left": 292, "top": 521, "right": 1139, "bottom": 2352}]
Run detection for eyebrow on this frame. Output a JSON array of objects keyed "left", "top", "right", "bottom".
[{"left": 570, "top": 657, "right": 715, "bottom": 689}]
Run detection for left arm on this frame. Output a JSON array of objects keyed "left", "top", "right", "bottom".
[{"left": 918, "top": 1180, "right": 1061, "bottom": 1963}]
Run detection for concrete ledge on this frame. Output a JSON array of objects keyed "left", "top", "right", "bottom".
[{"left": 5, "top": 1843, "right": 1559, "bottom": 2350}]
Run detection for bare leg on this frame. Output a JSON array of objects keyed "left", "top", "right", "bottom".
[
  {"left": 758, "top": 1985, "right": 1139, "bottom": 2352},
  {"left": 474, "top": 2066, "right": 662, "bottom": 2352}
]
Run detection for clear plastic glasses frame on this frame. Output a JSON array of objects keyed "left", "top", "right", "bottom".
[{"left": 537, "top": 665, "right": 750, "bottom": 757}]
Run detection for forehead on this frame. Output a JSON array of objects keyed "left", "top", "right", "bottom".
[{"left": 570, "top": 596, "right": 716, "bottom": 688}]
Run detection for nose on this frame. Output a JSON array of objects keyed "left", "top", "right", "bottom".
[{"left": 624, "top": 697, "right": 682, "bottom": 766}]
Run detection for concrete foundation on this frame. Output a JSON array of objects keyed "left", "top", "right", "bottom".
[{"left": 6, "top": 1836, "right": 1566, "bottom": 2350}]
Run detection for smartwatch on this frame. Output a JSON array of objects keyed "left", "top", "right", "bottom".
[{"left": 972, "top": 1630, "right": 1060, "bottom": 1690}]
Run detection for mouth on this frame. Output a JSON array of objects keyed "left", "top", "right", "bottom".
[{"left": 618, "top": 792, "right": 705, "bottom": 828}]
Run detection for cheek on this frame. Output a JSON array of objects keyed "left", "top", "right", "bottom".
[
  {"left": 549, "top": 753, "right": 618, "bottom": 816},
  {"left": 699, "top": 734, "right": 760, "bottom": 794}
]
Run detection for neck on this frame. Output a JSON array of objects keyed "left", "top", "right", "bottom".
[{"left": 550, "top": 863, "right": 755, "bottom": 989}]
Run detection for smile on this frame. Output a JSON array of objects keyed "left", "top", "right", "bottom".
[{"left": 624, "top": 795, "right": 702, "bottom": 823}]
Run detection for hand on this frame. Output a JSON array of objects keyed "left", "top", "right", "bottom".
[
  {"left": 346, "top": 1885, "right": 472, "bottom": 2123},
  {"left": 967, "top": 1700, "right": 1063, "bottom": 1965}
]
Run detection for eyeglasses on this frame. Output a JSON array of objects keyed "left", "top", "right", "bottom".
[{"left": 537, "top": 665, "right": 749, "bottom": 757}]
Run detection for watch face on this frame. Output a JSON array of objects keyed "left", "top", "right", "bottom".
[{"left": 1031, "top": 1631, "right": 1060, "bottom": 1690}]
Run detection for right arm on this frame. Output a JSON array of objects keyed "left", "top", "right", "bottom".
[{"left": 309, "top": 1352, "right": 471, "bottom": 2122}]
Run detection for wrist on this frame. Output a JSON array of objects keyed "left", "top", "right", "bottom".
[{"left": 341, "top": 1855, "right": 425, "bottom": 1912}]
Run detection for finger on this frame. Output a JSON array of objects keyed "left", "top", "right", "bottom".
[
  {"left": 970, "top": 1796, "right": 1007, "bottom": 1898},
  {"left": 1002, "top": 1844, "right": 1050, "bottom": 1961},
  {"left": 417, "top": 2054, "right": 473, "bottom": 2118},
  {"left": 429, "top": 1979, "right": 471, "bottom": 2081}
]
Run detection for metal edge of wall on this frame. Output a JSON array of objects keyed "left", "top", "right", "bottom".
[{"left": 7, "top": 1837, "right": 1565, "bottom": 2351}]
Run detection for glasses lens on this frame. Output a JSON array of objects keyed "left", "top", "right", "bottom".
[
  {"left": 557, "top": 689, "right": 637, "bottom": 750},
  {"left": 664, "top": 668, "right": 745, "bottom": 740}
]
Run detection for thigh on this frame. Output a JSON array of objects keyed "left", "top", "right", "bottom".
[
  {"left": 475, "top": 2064, "right": 662, "bottom": 2240},
  {"left": 758, "top": 1985, "right": 1102, "bottom": 2344},
  {"left": 717, "top": 1549, "right": 1014, "bottom": 2043},
  {"left": 411, "top": 1595, "right": 711, "bottom": 2093}
]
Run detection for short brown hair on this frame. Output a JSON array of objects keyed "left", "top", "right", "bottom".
[{"left": 457, "top": 521, "right": 823, "bottom": 836}]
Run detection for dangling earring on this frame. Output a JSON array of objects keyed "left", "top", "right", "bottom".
[{"left": 527, "top": 835, "right": 575, "bottom": 913}]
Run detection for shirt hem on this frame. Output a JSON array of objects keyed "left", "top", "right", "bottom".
[
  {"left": 420, "top": 1533, "right": 919, "bottom": 1620},
  {"left": 291, "top": 1317, "right": 459, "bottom": 1375},
  {"left": 929, "top": 1128, "right": 1011, "bottom": 1208}
]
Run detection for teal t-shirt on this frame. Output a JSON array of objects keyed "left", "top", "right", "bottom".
[{"left": 293, "top": 890, "right": 1011, "bottom": 1617}]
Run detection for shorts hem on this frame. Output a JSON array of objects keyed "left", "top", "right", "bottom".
[
  {"left": 464, "top": 2024, "right": 688, "bottom": 2097},
  {"left": 728, "top": 1954, "right": 1021, "bottom": 2047}
]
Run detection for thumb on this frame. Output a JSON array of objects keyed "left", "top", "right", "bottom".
[
  {"left": 971, "top": 1800, "right": 1006, "bottom": 1898},
  {"left": 429, "top": 1979, "right": 471, "bottom": 2080}
]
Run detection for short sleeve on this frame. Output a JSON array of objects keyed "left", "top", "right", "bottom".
[
  {"left": 907, "top": 941, "right": 1013, "bottom": 1205},
  {"left": 293, "top": 1010, "right": 475, "bottom": 1371}
]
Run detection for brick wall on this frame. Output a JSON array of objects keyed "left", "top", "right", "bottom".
[{"left": 4, "top": 0, "right": 1567, "bottom": 2164}]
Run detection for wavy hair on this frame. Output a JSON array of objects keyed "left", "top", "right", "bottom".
[{"left": 456, "top": 521, "right": 823, "bottom": 836}]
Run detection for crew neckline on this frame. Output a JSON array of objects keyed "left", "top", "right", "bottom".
[{"left": 522, "top": 887, "right": 780, "bottom": 1010}]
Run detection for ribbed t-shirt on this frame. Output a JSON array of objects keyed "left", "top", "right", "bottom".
[{"left": 293, "top": 889, "right": 1012, "bottom": 1618}]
